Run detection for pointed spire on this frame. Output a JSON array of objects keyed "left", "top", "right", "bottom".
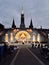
[
  {"left": 20, "top": 7, "right": 25, "bottom": 29},
  {"left": 12, "top": 19, "right": 16, "bottom": 28},
  {"left": 12, "top": 19, "right": 14, "bottom": 28},
  {"left": 30, "top": 19, "right": 33, "bottom": 26},
  {"left": 21, "top": 7, "right": 24, "bottom": 14},
  {"left": 29, "top": 19, "right": 33, "bottom": 29}
]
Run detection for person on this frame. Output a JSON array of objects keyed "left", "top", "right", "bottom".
[{"left": 4, "top": 43, "right": 8, "bottom": 57}]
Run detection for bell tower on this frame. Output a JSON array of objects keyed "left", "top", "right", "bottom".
[{"left": 20, "top": 8, "right": 25, "bottom": 29}]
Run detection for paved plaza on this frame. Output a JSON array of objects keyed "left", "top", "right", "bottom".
[{"left": 0, "top": 45, "right": 49, "bottom": 65}]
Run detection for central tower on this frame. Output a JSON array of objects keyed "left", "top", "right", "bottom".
[{"left": 20, "top": 8, "right": 25, "bottom": 29}]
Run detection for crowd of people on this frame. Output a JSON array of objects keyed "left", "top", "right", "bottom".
[{"left": 0, "top": 43, "right": 14, "bottom": 61}]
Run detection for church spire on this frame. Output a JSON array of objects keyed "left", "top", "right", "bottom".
[
  {"left": 12, "top": 19, "right": 16, "bottom": 28},
  {"left": 21, "top": 7, "right": 24, "bottom": 14},
  {"left": 20, "top": 8, "right": 25, "bottom": 29},
  {"left": 29, "top": 19, "right": 33, "bottom": 29}
]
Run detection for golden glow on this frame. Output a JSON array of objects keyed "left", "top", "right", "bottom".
[
  {"left": 13, "top": 29, "right": 19, "bottom": 33},
  {"left": 13, "top": 29, "right": 17, "bottom": 33},
  {"left": 5, "top": 33, "right": 8, "bottom": 42},
  {"left": 37, "top": 33, "right": 40, "bottom": 43},
  {"left": 27, "top": 29, "right": 32, "bottom": 33},
  {"left": 10, "top": 33, "right": 13, "bottom": 42},
  {"left": 15, "top": 31, "right": 31, "bottom": 41},
  {"left": 33, "top": 34, "right": 36, "bottom": 42}
]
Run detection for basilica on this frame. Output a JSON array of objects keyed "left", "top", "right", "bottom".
[{"left": 0, "top": 9, "right": 49, "bottom": 45}]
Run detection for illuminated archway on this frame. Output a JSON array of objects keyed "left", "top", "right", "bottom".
[{"left": 15, "top": 31, "right": 31, "bottom": 42}]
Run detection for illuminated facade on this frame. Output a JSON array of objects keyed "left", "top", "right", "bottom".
[{"left": 0, "top": 9, "right": 49, "bottom": 44}]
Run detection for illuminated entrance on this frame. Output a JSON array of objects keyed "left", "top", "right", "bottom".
[{"left": 15, "top": 31, "right": 31, "bottom": 43}]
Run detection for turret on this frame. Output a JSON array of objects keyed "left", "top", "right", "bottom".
[
  {"left": 12, "top": 19, "right": 16, "bottom": 28},
  {"left": 29, "top": 19, "right": 33, "bottom": 29}
]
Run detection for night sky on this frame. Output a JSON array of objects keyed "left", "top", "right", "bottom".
[{"left": 0, "top": 0, "right": 49, "bottom": 29}]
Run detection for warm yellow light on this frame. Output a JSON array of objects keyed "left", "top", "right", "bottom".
[
  {"left": 15, "top": 31, "right": 31, "bottom": 41},
  {"left": 27, "top": 29, "right": 32, "bottom": 33},
  {"left": 33, "top": 34, "right": 36, "bottom": 42},
  {"left": 37, "top": 33, "right": 40, "bottom": 43},
  {"left": 13, "top": 29, "right": 17, "bottom": 33},
  {"left": 5, "top": 33, "right": 8, "bottom": 42},
  {"left": 10, "top": 33, "right": 13, "bottom": 42},
  {"left": 29, "top": 29, "right": 32, "bottom": 32},
  {"left": 13, "top": 29, "right": 19, "bottom": 33}
]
